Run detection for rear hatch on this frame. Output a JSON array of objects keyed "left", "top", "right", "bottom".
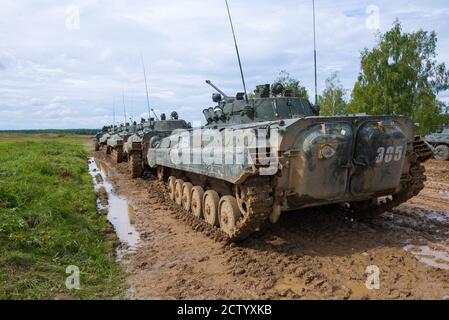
[{"left": 283, "top": 116, "right": 413, "bottom": 203}]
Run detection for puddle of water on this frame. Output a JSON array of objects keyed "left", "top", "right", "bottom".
[
  {"left": 88, "top": 158, "right": 140, "bottom": 256},
  {"left": 426, "top": 211, "right": 449, "bottom": 223},
  {"left": 400, "top": 205, "right": 449, "bottom": 224},
  {"left": 274, "top": 275, "right": 307, "bottom": 296},
  {"left": 95, "top": 160, "right": 110, "bottom": 177},
  {"left": 404, "top": 244, "right": 449, "bottom": 270}
]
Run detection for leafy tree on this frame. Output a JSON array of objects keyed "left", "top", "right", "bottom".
[
  {"left": 275, "top": 70, "right": 309, "bottom": 99},
  {"left": 319, "top": 72, "right": 348, "bottom": 116},
  {"left": 349, "top": 21, "right": 449, "bottom": 134}
]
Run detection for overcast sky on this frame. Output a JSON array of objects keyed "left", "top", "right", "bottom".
[{"left": 1, "top": 0, "right": 449, "bottom": 129}]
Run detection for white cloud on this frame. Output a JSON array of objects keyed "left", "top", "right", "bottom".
[{"left": 0, "top": 0, "right": 448, "bottom": 130}]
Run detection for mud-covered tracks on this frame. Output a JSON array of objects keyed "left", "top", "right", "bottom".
[{"left": 163, "top": 174, "right": 273, "bottom": 242}]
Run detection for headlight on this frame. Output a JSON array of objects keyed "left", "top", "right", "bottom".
[{"left": 320, "top": 145, "right": 336, "bottom": 160}]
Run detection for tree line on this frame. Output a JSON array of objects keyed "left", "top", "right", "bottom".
[
  {"left": 273, "top": 22, "right": 449, "bottom": 135},
  {"left": 0, "top": 129, "right": 99, "bottom": 135}
]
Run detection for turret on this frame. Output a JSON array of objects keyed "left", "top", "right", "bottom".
[{"left": 203, "top": 81, "right": 317, "bottom": 126}]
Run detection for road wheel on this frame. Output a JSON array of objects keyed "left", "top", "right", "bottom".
[
  {"left": 191, "top": 186, "right": 204, "bottom": 218},
  {"left": 168, "top": 176, "right": 176, "bottom": 201},
  {"left": 182, "top": 182, "right": 193, "bottom": 212},
  {"left": 203, "top": 190, "right": 220, "bottom": 227},
  {"left": 219, "top": 196, "right": 242, "bottom": 237},
  {"left": 435, "top": 145, "right": 449, "bottom": 161},
  {"left": 175, "top": 179, "right": 184, "bottom": 206}
]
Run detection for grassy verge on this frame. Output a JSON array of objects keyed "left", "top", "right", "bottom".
[{"left": 0, "top": 140, "right": 126, "bottom": 300}]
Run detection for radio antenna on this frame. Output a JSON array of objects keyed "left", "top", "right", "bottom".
[
  {"left": 113, "top": 99, "right": 116, "bottom": 126},
  {"left": 130, "top": 92, "right": 134, "bottom": 122},
  {"left": 140, "top": 53, "right": 159, "bottom": 120},
  {"left": 122, "top": 89, "right": 127, "bottom": 125},
  {"left": 225, "top": 0, "right": 248, "bottom": 103},
  {"left": 313, "top": 0, "right": 318, "bottom": 106}
]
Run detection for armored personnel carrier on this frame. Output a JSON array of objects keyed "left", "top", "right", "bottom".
[
  {"left": 94, "top": 126, "right": 112, "bottom": 151},
  {"left": 146, "top": 82, "right": 433, "bottom": 241},
  {"left": 106, "top": 122, "right": 138, "bottom": 164},
  {"left": 425, "top": 127, "right": 449, "bottom": 161},
  {"left": 123, "top": 112, "right": 191, "bottom": 178}
]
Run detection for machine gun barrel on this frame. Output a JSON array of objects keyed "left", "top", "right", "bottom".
[{"left": 205, "top": 80, "right": 228, "bottom": 98}]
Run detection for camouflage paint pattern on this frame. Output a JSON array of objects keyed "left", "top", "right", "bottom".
[{"left": 147, "top": 83, "right": 419, "bottom": 212}]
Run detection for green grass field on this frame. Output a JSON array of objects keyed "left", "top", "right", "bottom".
[
  {"left": 0, "top": 138, "right": 126, "bottom": 300},
  {"left": 0, "top": 133, "right": 93, "bottom": 142}
]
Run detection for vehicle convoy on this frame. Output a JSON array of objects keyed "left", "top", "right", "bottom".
[
  {"left": 123, "top": 112, "right": 191, "bottom": 178},
  {"left": 95, "top": 1, "right": 432, "bottom": 242},
  {"left": 146, "top": 82, "right": 434, "bottom": 241},
  {"left": 425, "top": 127, "right": 449, "bottom": 161},
  {"left": 106, "top": 122, "right": 138, "bottom": 164}
]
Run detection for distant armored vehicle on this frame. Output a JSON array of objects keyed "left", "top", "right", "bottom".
[
  {"left": 106, "top": 122, "right": 138, "bottom": 163},
  {"left": 94, "top": 126, "right": 112, "bottom": 151},
  {"left": 425, "top": 127, "right": 449, "bottom": 161},
  {"left": 146, "top": 82, "right": 433, "bottom": 241},
  {"left": 123, "top": 112, "right": 190, "bottom": 178}
]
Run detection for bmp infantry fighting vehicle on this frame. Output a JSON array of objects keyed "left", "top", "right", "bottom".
[
  {"left": 143, "top": 0, "right": 433, "bottom": 242},
  {"left": 123, "top": 112, "right": 191, "bottom": 178},
  {"left": 94, "top": 126, "right": 113, "bottom": 151},
  {"left": 146, "top": 82, "right": 433, "bottom": 241},
  {"left": 425, "top": 127, "right": 449, "bottom": 161},
  {"left": 106, "top": 122, "right": 138, "bottom": 163}
]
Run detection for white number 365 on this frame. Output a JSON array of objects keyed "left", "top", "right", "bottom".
[{"left": 376, "top": 146, "right": 404, "bottom": 164}]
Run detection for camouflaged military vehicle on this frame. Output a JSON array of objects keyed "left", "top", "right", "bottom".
[
  {"left": 94, "top": 126, "right": 112, "bottom": 151},
  {"left": 425, "top": 127, "right": 449, "bottom": 161},
  {"left": 106, "top": 122, "right": 138, "bottom": 164},
  {"left": 146, "top": 82, "right": 433, "bottom": 241},
  {"left": 123, "top": 112, "right": 191, "bottom": 178}
]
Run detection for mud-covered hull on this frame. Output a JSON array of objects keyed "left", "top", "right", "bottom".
[
  {"left": 108, "top": 132, "right": 136, "bottom": 149},
  {"left": 98, "top": 133, "right": 110, "bottom": 146},
  {"left": 425, "top": 130, "right": 449, "bottom": 146},
  {"left": 276, "top": 116, "right": 415, "bottom": 211},
  {"left": 124, "top": 135, "right": 144, "bottom": 155},
  {"left": 425, "top": 129, "right": 449, "bottom": 161},
  {"left": 148, "top": 115, "right": 420, "bottom": 210}
]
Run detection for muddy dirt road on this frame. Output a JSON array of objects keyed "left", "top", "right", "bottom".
[{"left": 94, "top": 152, "right": 449, "bottom": 300}]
